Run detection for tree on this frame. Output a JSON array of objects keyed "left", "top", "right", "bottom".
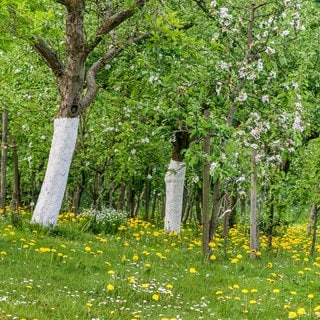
[{"left": 2, "top": 0, "right": 150, "bottom": 226}]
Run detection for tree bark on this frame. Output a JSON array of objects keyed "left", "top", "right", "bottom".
[
  {"left": 250, "top": 149, "right": 259, "bottom": 258},
  {"left": 11, "top": 136, "right": 21, "bottom": 211},
  {"left": 0, "top": 108, "right": 8, "bottom": 212},
  {"left": 164, "top": 160, "right": 186, "bottom": 232},
  {"left": 31, "top": 118, "right": 79, "bottom": 226},
  {"left": 202, "top": 109, "right": 211, "bottom": 256}
]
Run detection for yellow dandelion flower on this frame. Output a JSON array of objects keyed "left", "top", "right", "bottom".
[
  {"left": 152, "top": 294, "right": 159, "bottom": 301},
  {"left": 273, "top": 289, "right": 280, "bottom": 293},
  {"left": 210, "top": 255, "right": 217, "bottom": 261},
  {"left": 297, "top": 308, "right": 306, "bottom": 315},
  {"left": 249, "top": 300, "right": 256, "bottom": 304},
  {"left": 241, "top": 289, "right": 249, "bottom": 294},
  {"left": 308, "top": 294, "right": 314, "bottom": 299},
  {"left": 107, "top": 284, "right": 115, "bottom": 291},
  {"left": 189, "top": 267, "right": 197, "bottom": 274},
  {"left": 288, "top": 311, "right": 297, "bottom": 319}
]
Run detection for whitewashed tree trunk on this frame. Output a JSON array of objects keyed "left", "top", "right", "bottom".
[
  {"left": 31, "top": 118, "right": 79, "bottom": 226},
  {"left": 164, "top": 160, "right": 186, "bottom": 233}
]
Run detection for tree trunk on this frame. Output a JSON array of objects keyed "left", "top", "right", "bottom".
[
  {"left": 310, "top": 203, "right": 318, "bottom": 256},
  {"left": 31, "top": 118, "right": 79, "bottom": 226},
  {"left": 202, "top": 109, "right": 211, "bottom": 255},
  {"left": 209, "top": 181, "right": 221, "bottom": 241},
  {"left": 267, "top": 193, "right": 274, "bottom": 251},
  {"left": 250, "top": 149, "right": 259, "bottom": 258},
  {"left": 0, "top": 108, "right": 8, "bottom": 212},
  {"left": 164, "top": 160, "right": 186, "bottom": 232},
  {"left": 11, "top": 136, "right": 21, "bottom": 211},
  {"left": 117, "top": 184, "right": 126, "bottom": 211},
  {"left": 307, "top": 202, "right": 317, "bottom": 235}
]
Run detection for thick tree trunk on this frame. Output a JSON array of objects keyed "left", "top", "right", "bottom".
[
  {"left": 164, "top": 130, "right": 189, "bottom": 232},
  {"left": 31, "top": 118, "right": 79, "bottom": 226},
  {"left": 164, "top": 160, "right": 186, "bottom": 232},
  {"left": 0, "top": 108, "right": 8, "bottom": 212}
]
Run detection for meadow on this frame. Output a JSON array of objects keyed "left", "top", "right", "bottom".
[{"left": 0, "top": 210, "right": 319, "bottom": 320}]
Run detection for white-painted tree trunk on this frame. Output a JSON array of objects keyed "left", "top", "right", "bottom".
[
  {"left": 164, "top": 160, "right": 186, "bottom": 233},
  {"left": 31, "top": 117, "right": 79, "bottom": 226}
]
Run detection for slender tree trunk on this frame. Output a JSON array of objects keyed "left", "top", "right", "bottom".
[
  {"left": 202, "top": 109, "right": 211, "bottom": 256},
  {"left": 117, "top": 184, "right": 126, "bottom": 211},
  {"left": 209, "top": 181, "right": 221, "bottom": 240},
  {"left": 11, "top": 136, "right": 21, "bottom": 211},
  {"left": 250, "top": 149, "right": 259, "bottom": 258},
  {"left": 310, "top": 204, "right": 318, "bottom": 256},
  {"left": 150, "top": 191, "right": 157, "bottom": 221},
  {"left": 31, "top": 118, "right": 79, "bottom": 226},
  {"left": 307, "top": 202, "right": 317, "bottom": 235},
  {"left": 0, "top": 108, "right": 8, "bottom": 212},
  {"left": 267, "top": 194, "right": 274, "bottom": 251}
]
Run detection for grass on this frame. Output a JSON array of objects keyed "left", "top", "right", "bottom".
[{"left": 0, "top": 211, "right": 320, "bottom": 320}]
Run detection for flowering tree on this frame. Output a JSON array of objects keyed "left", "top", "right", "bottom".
[
  {"left": 1, "top": 0, "right": 150, "bottom": 226},
  {"left": 192, "top": 0, "right": 312, "bottom": 255}
]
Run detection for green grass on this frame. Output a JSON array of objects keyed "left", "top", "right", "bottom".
[{"left": 0, "top": 212, "right": 320, "bottom": 320}]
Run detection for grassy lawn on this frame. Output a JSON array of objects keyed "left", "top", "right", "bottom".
[{"left": 0, "top": 212, "right": 319, "bottom": 320}]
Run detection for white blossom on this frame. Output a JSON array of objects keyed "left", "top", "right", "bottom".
[
  {"left": 293, "top": 114, "right": 304, "bottom": 132},
  {"left": 141, "top": 137, "right": 150, "bottom": 143},
  {"left": 265, "top": 47, "right": 275, "bottom": 54},
  {"left": 269, "top": 70, "right": 277, "bottom": 79},
  {"left": 261, "top": 95, "right": 269, "bottom": 103},
  {"left": 236, "top": 92, "right": 248, "bottom": 102},
  {"left": 210, "top": 0, "right": 217, "bottom": 7},
  {"left": 281, "top": 30, "right": 290, "bottom": 37},
  {"left": 257, "top": 59, "right": 264, "bottom": 72},
  {"left": 218, "top": 7, "right": 233, "bottom": 27}
]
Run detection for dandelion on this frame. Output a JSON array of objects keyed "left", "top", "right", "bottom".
[
  {"left": 273, "top": 289, "right": 280, "bottom": 293},
  {"left": 108, "top": 270, "right": 115, "bottom": 275},
  {"left": 107, "top": 284, "right": 115, "bottom": 291},
  {"left": 84, "top": 246, "right": 91, "bottom": 252},
  {"left": 189, "top": 267, "right": 197, "bottom": 274},
  {"left": 241, "top": 289, "right": 249, "bottom": 294},
  {"left": 152, "top": 294, "right": 159, "bottom": 301},
  {"left": 132, "top": 254, "right": 139, "bottom": 262},
  {"left": 210, "top": 255, "right": 217, "bottom": 261},
  {"left": 308, "top": 294, "right": 314, "bottom": 299},
  {"left": 297, "top": 308, "right": 306, "bottom": 315},
  {"left": 249, "top": 300, "right": 257, "bottom": 304},
  {"left": 288, "top": 311, "right": 297, "bottom": 319}
]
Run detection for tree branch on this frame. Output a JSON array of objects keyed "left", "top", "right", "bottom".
[
  {"left": 82, "top": 33, "right": 150, "bottom": 109},
  {"left": 32, "top": 37, "right": 64, "bottom": 80},
  {"left": 86, "top": 1, "right": 146, "bottom": 54}
]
